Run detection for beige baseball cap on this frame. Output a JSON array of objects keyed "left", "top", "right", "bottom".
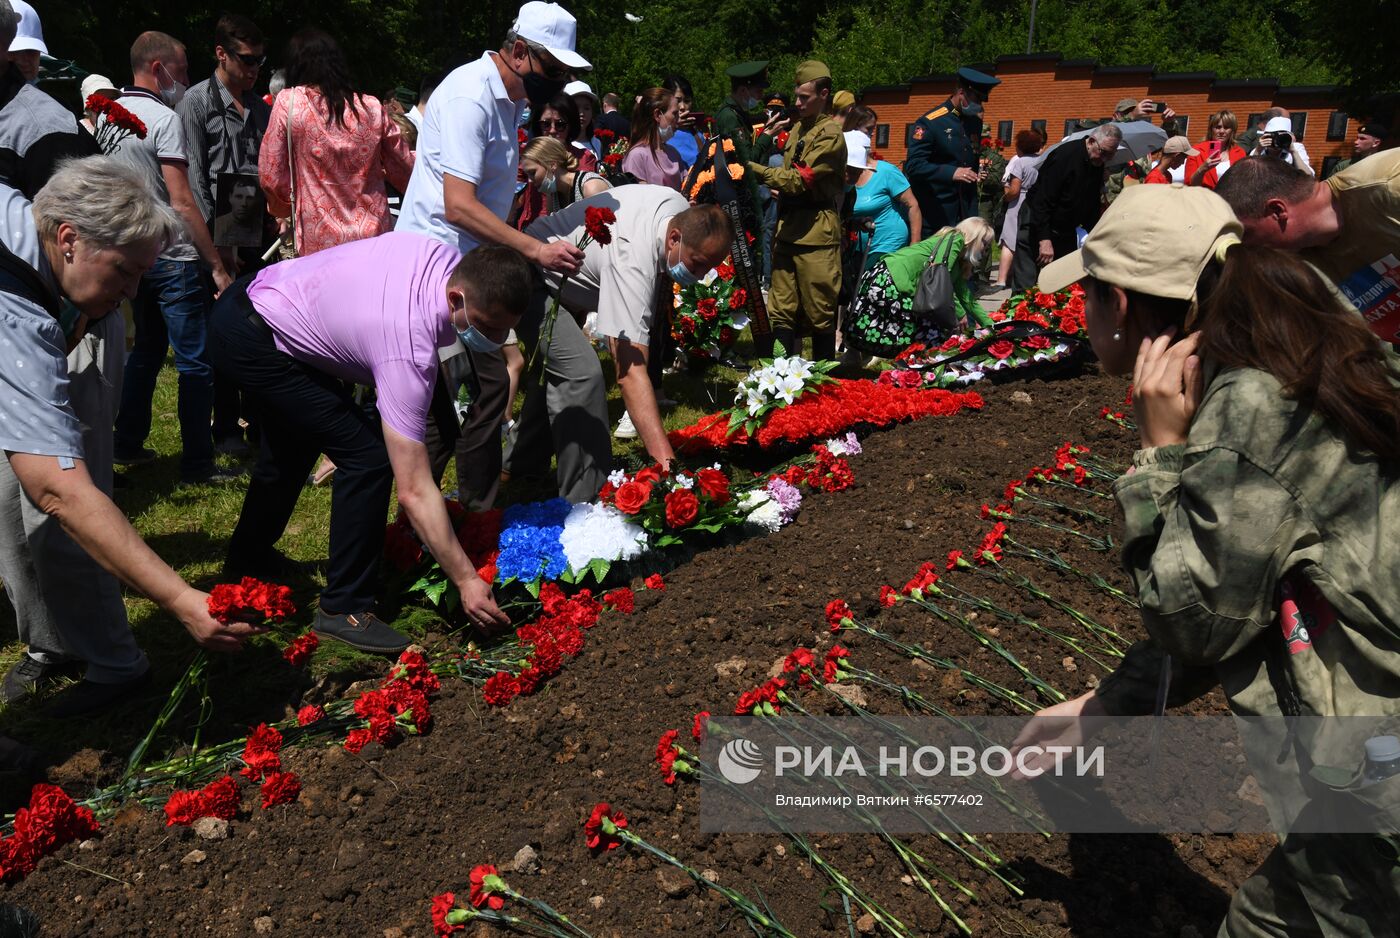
[
  {"left": 1161, "top": 135, "right": 1199, "bottom": 156},
  {"left": 1039, "top": 186, "right": 1242, "bottom": 301}
]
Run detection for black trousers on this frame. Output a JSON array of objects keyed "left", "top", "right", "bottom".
[
  {"left": 208, "top": 279, "right": 392, "bottom": 614},
  {"left": 422, "top": 346, "right": 510, "bottom": 508}
]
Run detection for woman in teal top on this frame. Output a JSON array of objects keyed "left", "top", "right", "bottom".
[
  {"left": 846, "top": 130, "right": 921, "bottom": 271},
  {"left": 844, "top": 217, "right": 996, "bottom": 357}
]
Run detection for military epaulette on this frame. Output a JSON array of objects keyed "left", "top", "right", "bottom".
[{"left": 922, "top": 107, "right": 949, "bottom": 121}]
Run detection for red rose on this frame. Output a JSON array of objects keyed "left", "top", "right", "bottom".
[
  {"left": 695, "top": 468, "right": 730, "bottom": 504},
  {"left": 613, "top": 479, "right": 652, "bottom": 515},
  {"left": 645, "top": 573, "right": 665, "bottom": 591},
  {"left": 1025, "top": 334, "right": 1051, "bottom": 350},
  {"left": 664, "top": 489, "right": 699, "bottom": 528},
  {"left": 1058, "top": 315, "right": 1080, "bottom": 334},
  {"left": 729, "top": 288, "right": 748, "bottom": 310},
  {"left": 635, "top": 465, "right": 665, "bottom": 484},
  {"left": 719, "top": 326, "right": 736, "bottom": 344},
  {"left": 987, "top": 340, "right": 1015, "bottom": 360},
  {"left": 584, "top": 205, "right": 616, "bottom": 245},
  {"left": 259, "top": 771, "right": 301, "bottom": 808},
  {"left": 697, "top": 297, "right": 719, "bottom": 321}
]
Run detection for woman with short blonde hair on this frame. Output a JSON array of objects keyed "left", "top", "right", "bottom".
[{"left": 1186, "top": 108, "right": 1247, "bottom": 189}]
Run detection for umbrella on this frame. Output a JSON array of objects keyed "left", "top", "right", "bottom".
[{"left": 1029, "top": 120, "right": 1168, "bottom": 171}]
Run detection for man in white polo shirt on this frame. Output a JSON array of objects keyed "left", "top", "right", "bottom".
[{"left": 397, "top": 1, "right": 589, "bottom": 508}]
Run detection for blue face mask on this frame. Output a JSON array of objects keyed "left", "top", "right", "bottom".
[
  {"left": 667, "top": 238, "right": 701, "bottom": 287},
  {"left": 458, "top": 323, "right": 504, "bottom": 353}
]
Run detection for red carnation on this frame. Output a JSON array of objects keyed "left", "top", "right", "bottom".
[
  {"left": 200, "top": 776, "right": 241, "bottom": 820},
  {"left": 163, "top": 790, "right": 203, "bottom": 827},
  {"left": 206, "top": 582, "right": 245, "bottom": 623},
  {"left": 664, "top": 488, "right": 700, "bottom": 528},
  {"left": 645, "top": 573, "right": 665, "bottom": 591},
  {"left": 879, "top": 585, "right": 899, "bottom": 607},
  {"left": 282, "top": 631, "right": 318, "bottom": 667},
  {"left": 469, "top": 863, "right": 506, "bottom": 910},
  {"left": 613, "top": 479, "right": 652, "bottom": 515},
  {"left": 825, "top": 598, "right": 853, "bottom": 631},
  {"left": 692, "top": 711, "right": 710, "bottom": 743},
  {"left": 987, "top": 340, "right": 1015, "bottom": 360},
  {"left": 823, "top": 645, "right": 850, "bottom": 683},
  {"left": 432, "top": 892, "right": 464, "bottom": 936},
  {"left": 240, "top": 724, "right": 283, "bottom": 781},
  {"left": 584, "top": 802, "right": 628, "bottom": 851},
  {"left": 782, "top": 647, "right": 816, "bottom": 685},
  {"left": 584, "top": 205, "right": 616, "bottom": 245},
  {"left": 259, "top": 771, "right": 301, "bottom": 808},
  {"left": 344, "top": 728, "right": 372, "bottom": 753},
  {"left": 602, "top": 587, "right": 635, "bottom": 614}
]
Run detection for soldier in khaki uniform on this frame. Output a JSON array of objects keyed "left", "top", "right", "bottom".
[
  {"left": 1015, "top": 185, "right": 1400, "bottom": 936},
  {"left": 747, "top": 59, "right": 846, "bottom": 360}
]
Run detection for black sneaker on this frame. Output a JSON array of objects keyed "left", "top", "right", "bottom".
[
  {"left": 314, "top": 610, "right": 411, "bottom": 654},
  {"left": 42, "top": 670, "right": 153, "bottom": 719},
  {"left": 178, "top": 466, "right": 248, "bottom": 487},
  {"left": 113, "top": 447, "right": 158, "bottom": 467},
  {"left": 1, "top": 655, "right": 83, "bottom": 704}
]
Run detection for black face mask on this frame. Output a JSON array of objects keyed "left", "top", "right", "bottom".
[{"left": 523, "top": 72, "right": 567, "bottom": 108}]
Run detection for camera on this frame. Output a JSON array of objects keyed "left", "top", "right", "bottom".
[{"left": 1263, "top": 130, "right": 1294, "bottom": 154}]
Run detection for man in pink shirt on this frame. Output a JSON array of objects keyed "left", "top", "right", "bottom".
[{"left": 208, "top": 232, "right": 531, "bottom": 650}]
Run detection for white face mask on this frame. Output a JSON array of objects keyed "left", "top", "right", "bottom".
[
  {"left": 157, "top": 63, "right": 186, "bottom": 108},
  {"left": 658, "top": 124, "right": 675, "bottom": 142}
]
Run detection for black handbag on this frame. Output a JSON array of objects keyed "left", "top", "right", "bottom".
[{"left": 911, "top": 262, "right": 958, "bottom": 332}]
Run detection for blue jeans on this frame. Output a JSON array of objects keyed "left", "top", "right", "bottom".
[{"left": 114, "top": 258, "right": 215, "bottom": 478}]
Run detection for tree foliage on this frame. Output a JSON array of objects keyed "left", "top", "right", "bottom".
[{"left": 40, "top": 0, "right": 1387, "bottom": 114}]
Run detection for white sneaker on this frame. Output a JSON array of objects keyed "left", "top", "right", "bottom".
[{"left": 614, "top": 412, "right": 638, "bottom": 439}]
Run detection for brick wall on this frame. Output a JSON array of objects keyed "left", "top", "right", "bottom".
[{"left": 860, "top": 54, "right": 1352, "bottom": 175}]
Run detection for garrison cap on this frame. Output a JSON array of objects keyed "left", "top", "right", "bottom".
[
  {"left": 726, "top": 60, "right": 769, "bottom": 80},
  {"left": 832, "top": 90, "right": 856, "bottom": 111},
  {"left": 956, "top": 67, "right": 1000, "bottom": 95},
  {"left": 795, "top": 60, "right": 831, "bottom": 85}
]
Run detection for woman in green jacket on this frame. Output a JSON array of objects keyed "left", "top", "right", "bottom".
[
  {"left": 842, "top": 216, "right": 995, "bottom": 358},
  {"left": 1013, "top": 186, "right": 1400, "bottom": 936}
]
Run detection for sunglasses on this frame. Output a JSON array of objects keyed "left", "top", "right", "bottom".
[
  {"left": 528, "top": 47, "right": 570, "bottom": 81},
  {"left": 228, "top": 50, "right": 266, "bottom": 68},
  {"left": 538, "top": 118, "right": 568, "bottom": 130}
]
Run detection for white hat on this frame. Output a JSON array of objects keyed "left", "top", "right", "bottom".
[
  {"left": 563, "top": 79, "right": 598, "bottom": 105},
  {"left": 9, "top": 0, "right": 47, "bottom": 54},
  {"left": 1263, "top": 116, "right": 1293, "bottom": 135},
  {"left": 843, "top": 130, "right": 872, "bottom": 169},
  {"left": 512, "top": 2, "right": 590, "bottom": 71},
  {"left": 80, "top": 74, "right": 118, "bottom": 102}
]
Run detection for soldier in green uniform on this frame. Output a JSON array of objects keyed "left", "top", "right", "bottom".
[
  {"left": 714, "top": 60, "right": 782, "bottom": 170},
  {"left": 1325, "top": 122, "right": 1388, "bottom": 179},
  {"left": 904, "top": 67, "right": 1001, "bottom": 236},
  {"left": 747, "top": 60, "right": 846, "bottom": 360}
]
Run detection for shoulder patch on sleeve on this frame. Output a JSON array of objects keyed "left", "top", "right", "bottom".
[
  {"left": 912, "top": 126, "right": 925, "bottom": 140},
  {"left": 923, "top": 107, "right": 948, "bottom": 121}
]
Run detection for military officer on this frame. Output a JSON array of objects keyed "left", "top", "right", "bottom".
[
  {"left": 715, "top": 60, "right": 783, "bottom": 170},
  {"left": 747, "top": 60, "right": 846, "bottom": 360},
  {"left": 904, "top": 67, "right": 1001, "bottom": 236}
]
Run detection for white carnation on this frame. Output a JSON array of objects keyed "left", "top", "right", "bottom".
[{"left": 560, "top": 502, "right": 649, "bottom": 572}]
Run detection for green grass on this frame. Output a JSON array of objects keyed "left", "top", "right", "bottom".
[{"left": 0, "top": 340, "right": 761, "bottom": 776}]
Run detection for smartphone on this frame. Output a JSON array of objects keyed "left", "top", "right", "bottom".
[
  {"left": 688, "top": 111, "right": 710, "bottom": 125},
  {"left": 1205, "top": 140, "right": 1221, "bottom": 158},
  {"left": 1154, "top": 101, "right": 1169, "bottom": 114}
]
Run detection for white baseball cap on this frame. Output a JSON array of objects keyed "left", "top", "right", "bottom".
[
  {"left": 9, "top": 0, "right": 47, "bottom": 54},
  {"left": 563, "top": 79, "right": 598, "bottom": 105},
  {"left": 512, "top": 2, "right": 590, "bottom": 71},
  {"left": 843, "top": 130, "right": 872, "bottom": 169},
  {"left": 80, "top": 74, "right": 118, "bottom": 101}
]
